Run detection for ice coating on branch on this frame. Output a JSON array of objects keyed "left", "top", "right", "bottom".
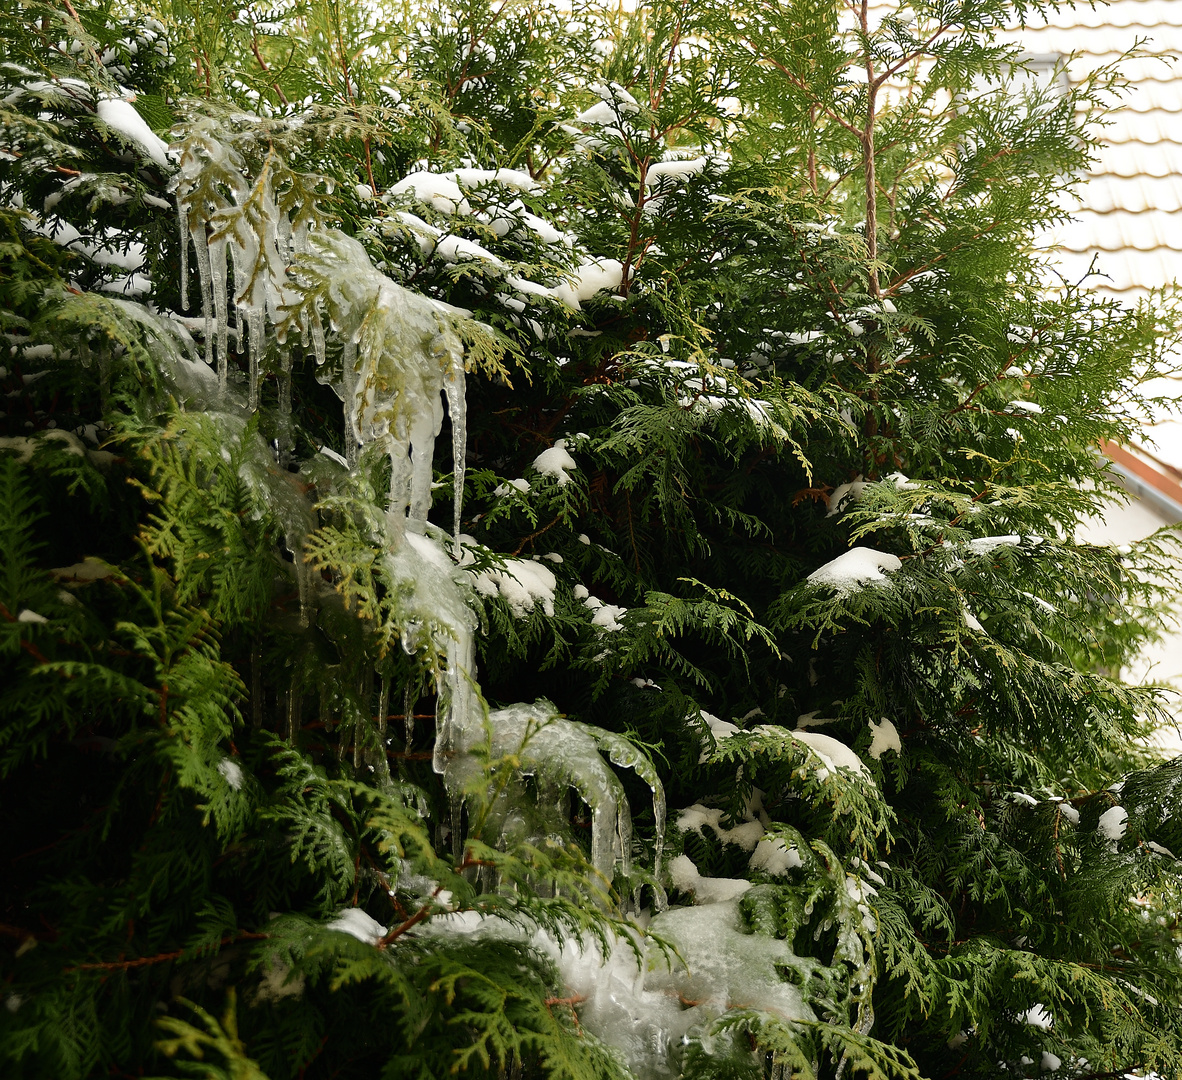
[
  {"left": 807, "top": 546, "right": 902, "bottom": 594},
  {"left": 174, "top": 118, "right": 298, "bottom": 396},
  {"left": 646, "top": 900, "right": 813, "bottom": 1025},
  {"left": 174, "top": 127, "right": 672, "bottom": 916},
  {"left": 431, "top": 900, "right": 813, "bottom": 1079},
  {"left": 444, "top": 702, "right": 663, "bottom": 884},
  {"left": 287, "top": 230, "right": 469, "bottom": 542},
  {"left": 967, "top": 534, "right": 1020, "bottom": 555}
]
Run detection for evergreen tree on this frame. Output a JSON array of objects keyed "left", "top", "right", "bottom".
[{"left": 3, "top": 0, "right": 1182, "bottom": 1078}]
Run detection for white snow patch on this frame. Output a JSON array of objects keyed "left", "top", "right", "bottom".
[
  {"left": 1023, "top": 1004, "right": 1053, "bottom": 1030},
  {"left": 1009, "top": 400, "right": 1043, "bottom": 414},
  {"left": 645, "top": 157, "right": 708, "bottom": 185},
  {"left": 790, "top": 729, "right": 869, "bottom": 778},
  {"left": 807, "top": 546, "right": 902, "bottom": 594},
  {"left": 391, "top": 170, "right": 470, "bottom": 215},
  {"left": 699, "top": 709, "right": 739, "bottom": 742},
  {"left": 96, "top": 96, "right": 169, "bottom": 167},
  {"left": 581, "top": 592, "right": 627, "bottom": 631},
  {"left": 867, "top": 717, "right": 901, "bottom": 759},
  {"left": 17, "top": 609, "right": 47, "bottom": 623},
  {"left": 217, "top": 758, "right": 244, "bottom": 790},
  {"left": 434, "top": 234, "right": 504, "bottom": 267},
  {"left": 675, "top": 804, "right": 764, "bottom": 852},
  {"left": 826, "top": 477, "right": 865, "bottom": 516},
  {"left": 326, "top": 907, "right": 387, "bottom": 945},
  {"left": 667, "top": 854, "right": 752, "bottom": 904},
  {"left": 962, "top": 604, "right": 984, "bottom": 632},
  {"left": 1097, "top": 805, "right": 1128, "bottom": 842},
  {"left": 552, "top": 259, "right": 625, "bottom": 310},
  {"left": 472, "top": 558, "right": 557, "bottom": 617},
  {"left": 749, "top": 837, "right": 802, "bottom": 875},
  {"left": 531, "top": 438, "right": 578, "bottom": 486}
]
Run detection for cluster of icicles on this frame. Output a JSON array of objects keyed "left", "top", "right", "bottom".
[{"left": 172, "top": 121, "right": 664, "bottom": 891}]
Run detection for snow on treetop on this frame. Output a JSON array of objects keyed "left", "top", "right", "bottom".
[{"left": 806, "top": 546, "right": 902, "bottom": 594}]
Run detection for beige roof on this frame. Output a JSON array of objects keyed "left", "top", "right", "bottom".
[{"left": 996, "top": 0, "right": 1182, "bottom": 300}]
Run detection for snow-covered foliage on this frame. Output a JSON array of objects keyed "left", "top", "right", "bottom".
[{"left": 4, "top": 0, "right": 1182, "bottom": 1079}]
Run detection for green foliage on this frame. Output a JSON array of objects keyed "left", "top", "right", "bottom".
[{"left": 3, "top": 0, "right": 1182, "bottom": 1078}]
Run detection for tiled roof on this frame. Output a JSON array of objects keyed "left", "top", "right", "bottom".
[{"left": 995, "top": 1, "right": 1182, "bottom": 300}]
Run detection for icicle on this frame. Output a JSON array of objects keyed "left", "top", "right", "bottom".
[
  {"left": 616, "top": 793, "right": 633, "bottom": 880},
  {"left": 443, "top": 350, "right": 466, "bottom": 554},
  {"left": 386, "top": 435, "right": 412, "bottom": 546},
  {"left": 433, "top": 636, "right": 470, "bottom": 775},
  {"left": 246, "top": 306, "right": 265, "bottom": 411},
  {"left": 652, "top": 786, "right": 667, "bottom": 881},
  {"left": 294, "top": 559, "right": 310, "bottom": 628},
  {"left": 406, "top": 422, "right": 436, "bottom": 534},
  {"left": 450, "top": 790, "right": 465, "bottom": 862},
  {"left": 251, "top": 644, "right": 262, "bottom": 728},
  {"left": 190, "top": 224, "right": 214, "bottom": 367},
  {"left": 177, "top": 195, "right": 189, "bottom": 312},
  {"left": 341, "top": 339, "right": 358, "bottom": 468},
  {"left": 277, "top": 351, "right": 292, "bottom": 467},
  {"left": 208, "top": 232, "right": 230, "bottom": 389},
  {"left": 286, "top": 673, "right": 302, "bottom": 744},
  {"left": 97, "top": 354, "right": 111, "bottom": 413},
  {"left": 374, "top": 676, "right": 391, "bottom": 783},
  {"left": 834, "top": 1004, "right": 876, "bottom": 1080},
  {"left": 591, "top": 802, "right": 617, "bottom": 882},
  {"left": 403, "top": 682, "right": 415, "bottom": 749},
  {"left": 310, "top": 318, "right": 326, "bottom": 370}
]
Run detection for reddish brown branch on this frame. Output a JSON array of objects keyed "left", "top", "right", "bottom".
[{"left": 71, "top": 932, "right": 267, "bottom": 971}]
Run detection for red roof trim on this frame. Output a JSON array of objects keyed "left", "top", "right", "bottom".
[{"left": 1101, "top": 440, "right": 1182, "bottom": 506}]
